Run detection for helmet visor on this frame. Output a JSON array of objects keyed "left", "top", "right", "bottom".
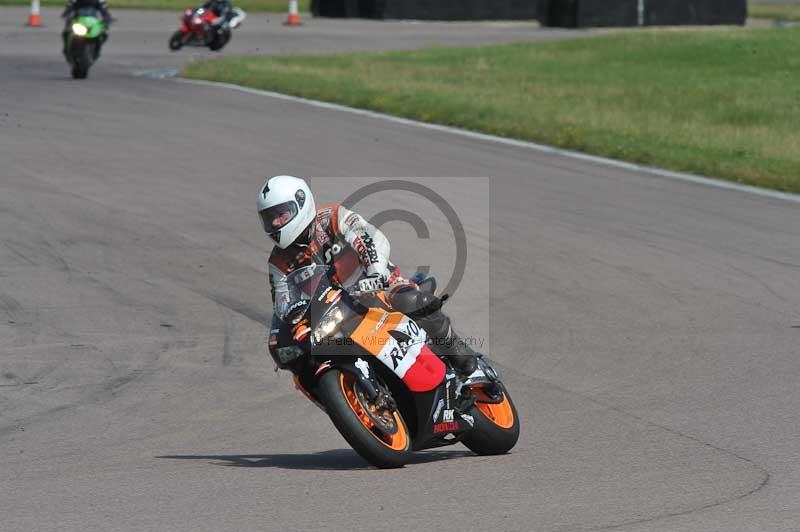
[{"left": 260, "top": 201, "right": 298, "bottom": 235}]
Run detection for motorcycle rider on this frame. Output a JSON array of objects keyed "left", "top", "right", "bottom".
[
  {"left": 259, "top": 175, "right": 480, "bottom": 377},
  {"left": 199, "top": 0, "right": 234, "bottom": 39},
  {"left": 61, "top": 0, "right": 112, "bottom": 57}
]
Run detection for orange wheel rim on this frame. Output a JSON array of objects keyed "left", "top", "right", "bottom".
[
  {"left": 339, "top": 372, "right": 408, "bottom": 451},
  {"left": 474, "top": 389, "right": 515, "bottom": 429}
]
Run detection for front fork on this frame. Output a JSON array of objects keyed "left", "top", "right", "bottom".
[
  {"left": 315, "top": 359, "right": 384, "bottom": 403},
  {"left": 294, "top": 358, "right": 386, "bottom": 412}
]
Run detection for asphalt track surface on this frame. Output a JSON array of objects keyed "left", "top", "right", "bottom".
[{"left": 2, "top": 8, "right": 799, "bottom": 532}]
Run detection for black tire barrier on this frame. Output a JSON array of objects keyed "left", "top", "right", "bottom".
[
  {"left": 647, "top": 0, "right": 747, "bottom": 26},
  {"left": 311, "top": 0, "right": 540, "bottom": 20},
  {"left": 538, "top": 0, "right": 747, "bottom": 27}
]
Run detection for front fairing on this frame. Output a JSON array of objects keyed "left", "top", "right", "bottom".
[
  {"left": 305, "top": 279, "right": 365, "bottom": 356},
  {"left": 272, "top": 267, "right": 367, "bottom": 360},
  {"left": 186, "top": 8, "right": 210, "bottom": 29},
  {"left": 72, "top": 15, "right": 106, "bottom": 39}
]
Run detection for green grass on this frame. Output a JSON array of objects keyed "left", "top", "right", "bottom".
[
  {"left": 183, "top": 28, "right": 800, "bottom": 193},
  {"left": 750, "top": 2, "right": 800, "bottom": 22},
  {"left": 0, "top": 0, "right": 309, "bottom": 11}
]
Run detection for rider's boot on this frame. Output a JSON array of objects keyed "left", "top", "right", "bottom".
[
  {"left": 447, "top": 332, "right": 481, "bottom": 377},
  {"left": 415, "top": 310, "right": 478, "bottom": 377},
  {"left": 392, "top": 286, "right": 479, "bottom": 377},
  {"left": 436, "top": 328, "right": 479, "bottom": 377}
]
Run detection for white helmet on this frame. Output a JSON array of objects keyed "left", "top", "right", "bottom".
[{"left": 257, "top": 175, "right": 316, "bottom": 249}]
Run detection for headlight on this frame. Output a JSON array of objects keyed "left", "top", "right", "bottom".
[
  {"left": 72, "top": 23, "right": 88, "bottom": 36},
  {"left": 312, "top": 307, "right": 344, "bottom": 345}
]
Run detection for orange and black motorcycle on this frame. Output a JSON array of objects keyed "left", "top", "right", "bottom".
[{"left": 269, "top": 265, "right": 519, "bottom": 468}]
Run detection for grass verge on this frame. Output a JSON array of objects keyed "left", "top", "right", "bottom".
[
  {"left": 183, "top": 28, "right": 800, "bottom": 193},
  {"left": 0, "top": 0, "right": 309, "bottom": 11},
  {"left": 750, "top": 2, "right": 800, "bottom": 22}
]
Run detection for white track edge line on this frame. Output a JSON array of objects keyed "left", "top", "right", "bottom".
[{"left": 166, "top": 75, "right": 799, "bottom": 205}]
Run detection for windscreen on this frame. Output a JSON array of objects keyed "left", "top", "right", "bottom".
[{"left": 273, "top": 264, "right": 328, "bottom": 323}]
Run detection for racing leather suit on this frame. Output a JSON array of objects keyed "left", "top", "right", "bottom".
[
  {"left": 267, "top": 204, "right": 477, "bottom": 374},
  {"left": 62, "top": 0, "right": 111, "bottom": 24},
  {"left": 202, "top": 0, "right": 233, "bottom": 28}
]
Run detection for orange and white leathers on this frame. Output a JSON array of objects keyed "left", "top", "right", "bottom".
[{"left": 267, "top": 203, "right": 414, "bottom": 309}]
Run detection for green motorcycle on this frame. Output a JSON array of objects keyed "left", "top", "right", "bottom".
[{"left": 64, "top": 7, "right": 108, "bottom": 79}]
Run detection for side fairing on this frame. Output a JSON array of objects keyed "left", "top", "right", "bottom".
[{"left": 351, "top": 308, "right": 445, "bottom": 392}]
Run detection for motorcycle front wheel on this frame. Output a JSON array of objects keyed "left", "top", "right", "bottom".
[
  {"left": 318, "top": 368, "right": 411, "bottom": 469},
  {"left": 70, "top": 42, "right": 92, "bottom": 79},
  {"left": 168, "top": 30, "right": 185, "bottom": 50}
]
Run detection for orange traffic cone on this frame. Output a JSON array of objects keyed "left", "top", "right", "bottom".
[
  {"left": 284, "top": 0, "right": 301, "bottom": 26},
  {"left": 27, "top": 0, "right": 42, "bottom": 26}
]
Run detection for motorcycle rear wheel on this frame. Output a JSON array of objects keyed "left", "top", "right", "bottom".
[
  {"left": 208, "top": 29, "right": 230, "bottom": 51},
  {"left": 319, "top": 368, "right": 411, "bottom": 469},
  {"left": 461, "top": 386, "right": 520, "bottom": 455}
]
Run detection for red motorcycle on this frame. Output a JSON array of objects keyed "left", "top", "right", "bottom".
[{"left": 168, "top": 6, "right": 245, "bottom": 51}]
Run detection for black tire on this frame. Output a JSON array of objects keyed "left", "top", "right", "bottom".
[
  {"left": 71, "top": 59, "right": 89, "bottom": 79},
  {"left": 461, "top": 386, "right": 520, "bottom": 455},
  {"left": 168, "top": 30, "right": 184, "bottom": 51},
  {"left": 318, "top": 369, "right": 411, "bottom": 469},
  {"left": 70, "top": 42, "right": 91, "bottom": 79},
  {"left": 208, "top": 29, "right": 229, "bottom": 51}
]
